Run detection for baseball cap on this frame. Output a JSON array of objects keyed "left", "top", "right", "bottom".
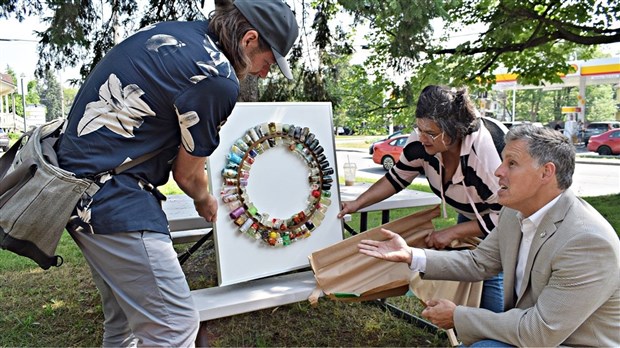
[{"left": 233, "top": 0, "right": 299, "bottom": 79}]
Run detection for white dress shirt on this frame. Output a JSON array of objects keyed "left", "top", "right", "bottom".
[
  {"left": 514, "top": 194, "right": 561, "bottom": 294},
  {"left": 410, "top": 193, "right": 563, "bottom": 295}
]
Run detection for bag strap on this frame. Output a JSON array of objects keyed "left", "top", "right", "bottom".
[
  {"left": 0, "top": 130, "right": 33, "bottom": 180},
  {"left": 108, "top": 147, "right": 168, "bottom": 176},
  {"left": 0, "top": 119, "right": 171, "bottom": 181}
]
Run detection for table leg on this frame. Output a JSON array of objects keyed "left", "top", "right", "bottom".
[
  {"left": 360, "top": 212, "right": 368, "bottom": 231},
  {"left": 381, "top": 210, "right": 390, "bottom": 224}
]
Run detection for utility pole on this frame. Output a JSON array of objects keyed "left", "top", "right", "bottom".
[{"left": 20, "top": 73, "right": 27, "bottom": 132}]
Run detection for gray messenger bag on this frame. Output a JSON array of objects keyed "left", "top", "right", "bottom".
[{"left": 0, "top": 119, "right": 163, "bottom": 269}]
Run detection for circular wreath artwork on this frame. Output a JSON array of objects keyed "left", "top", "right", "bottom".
[{"left": 220, "top": 122, "right": 334, "bottom": 247}]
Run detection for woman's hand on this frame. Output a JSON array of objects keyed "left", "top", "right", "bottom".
[{"left": 425, "top": 229, "right": 455, "bottom": 250}]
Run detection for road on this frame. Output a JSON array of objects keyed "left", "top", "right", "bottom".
[{"left": 334, "top": 147, "right": 620, "bottom": 197}]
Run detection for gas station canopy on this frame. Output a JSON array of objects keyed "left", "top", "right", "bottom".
[{"left": 491, "top": 56, "right": 620, "bottom": 121}]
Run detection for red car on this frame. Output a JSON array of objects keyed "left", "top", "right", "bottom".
[
  {"left": 372, "top": 135, "right": 408, "bottom": 170},
  {"left": 587, "top": 129, "right": 620, "bottom": 155}
]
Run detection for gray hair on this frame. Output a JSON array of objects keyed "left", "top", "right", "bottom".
[
  {"left": 505, "top": 125, "right": 575, "bottom": 190},
  {"left": 208, "top": 3, "right": 270, "bottom": 80},
  {"left": 415, "top": 85, "right": 479, "bottom": 145}
]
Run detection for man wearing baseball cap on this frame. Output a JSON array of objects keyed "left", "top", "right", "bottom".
[
  {"left": 57, "top": 1, "right": 299, "bottom": 346},
  {"left": 233, "top": 0, "right": 299, "bottom": 79}
]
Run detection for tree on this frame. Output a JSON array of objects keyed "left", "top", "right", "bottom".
[
  {"left": 332, "top": 0, "right": 619, "bottom": 87},
  {"left": 26, "top": 80, "right": 40, "bottom": 105},
  {"left": 38, "top": 70, "right": 63, "bottom": 121},
  {"left": 586, "top": 85, "right": 618, "bottom": 122},
  {"left": 1, "top": 0, "right": 203, "bottom": 83},
  {"left": 63, "top": 86, "right": 78, "bottom": 118}
]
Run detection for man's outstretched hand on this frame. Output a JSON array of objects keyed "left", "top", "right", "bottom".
[{"left": 358, "top": 228, "right": 412, "bottom": 264}]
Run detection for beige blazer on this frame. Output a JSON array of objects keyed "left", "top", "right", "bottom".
[{"left": 423, "top": 189, "right": 620, "bottom": 346}]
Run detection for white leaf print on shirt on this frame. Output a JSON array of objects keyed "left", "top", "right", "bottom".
[
  {"left": 202, "top": 35, "right": 235, "bottom": 80},
  {"left": 190, "top": 75, "right": 208, "bottom": 83},
  {"left": 175, "top": 106, "right": 200, "bottom": 152},
  {"left": 77, "top": 206, "right": 92, "bottom": 224},
  {"left": 197, "top": 61, "right": 219, "bottom": 76},
  {"left": 145, "top": 34, "right": 186, "bottom": 54},
  {"left": 77, "top": 74, "right": 155, "bottom": 138}
]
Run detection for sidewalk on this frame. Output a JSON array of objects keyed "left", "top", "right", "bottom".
[
  {"left": 575, "top": 154, "right": 620, "bottom": 166},
  {"left": 575, "top": 146, "right": 620, "bottom": 166}
]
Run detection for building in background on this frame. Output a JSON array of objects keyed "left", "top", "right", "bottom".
[
  {"left": 0, "top": 73, "right": 21, "bottom": 132},
  {"left": 24, "top": 104, "right": 46, "bottom": 129}
]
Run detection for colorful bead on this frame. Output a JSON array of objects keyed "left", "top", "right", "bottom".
[
  {"left": 314, "top": 145, "right": 324, "bottom": 155},
  {"left": 235, "top": 139, "right": 249, "bottom": 152},
  {"left": 234, "top": 214, "right": 248, "bottom": 226},
  {"left": 221, "top": 186, "right": 238, "bottom": 195},
  {"left": 248, "top": 128, "right": 260, "bottom": 142},
  {"left": 239, "top": 218, "right": 253, "bottom": 233},
  {"left": 231, "top": 145, "right": 244, "bottom": 157},
  {"left": 308, "top": 138, "right": 319, "bottom": 150},
  {"left": 222, "top": 168, "right": 238, "bottom": 178},
  {"left": 222, "top": 193, "right": 239, "bottom": 203},
  {"left": 229, "top": 206, "right": 245, "bottom": 219},
  {"left": 283, "top": 235, "right": 291, "bottom": 245},
  {"left": 300, "top": 127, "right": 309, "bottom": 142},
  {"left": 227, "top": 153, "right": 242, "bottom": 164}
]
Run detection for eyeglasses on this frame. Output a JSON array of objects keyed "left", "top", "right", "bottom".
[{"left": 414, "top": 127, "right": 443, "bottom": 141}]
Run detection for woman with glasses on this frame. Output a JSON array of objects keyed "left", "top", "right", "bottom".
[{"left": 338, "top": 85, "right": 507, "bottom": 313}]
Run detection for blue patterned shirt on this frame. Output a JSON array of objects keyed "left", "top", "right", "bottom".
[{"left": 58, "top": 21, "right": 239, "bottom": 235}]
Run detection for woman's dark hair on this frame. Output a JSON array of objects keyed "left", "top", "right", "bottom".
[
  {"left": 208, "top": 3, "right": 270, "bottom": 80},
  {"left": 415, "top": 85, "right": 479, "bottom": 145}
]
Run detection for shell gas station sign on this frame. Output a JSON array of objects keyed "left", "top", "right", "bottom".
[
  {"left": 561, "top": 106, "right": 582, "bottom": 114},
  {"left": 493, "top": 57, "right": 620, "bottom": 88}
]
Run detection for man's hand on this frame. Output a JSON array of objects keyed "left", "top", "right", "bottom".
[
  {"left": 358, "top": 228, "right": 412, "bottom": 264},
  {"left": 421, "top": 299, "right": 456, "bottom": 329},
  {"left": 194, "top": 193, "right": 218, "bottom": 222}
]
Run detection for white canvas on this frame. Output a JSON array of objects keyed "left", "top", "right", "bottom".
[{"left": 208, "top": 102, "right": 344, "bottom": 286}]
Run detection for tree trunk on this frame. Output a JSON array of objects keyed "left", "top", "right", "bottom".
[{"left": 238, "top": 75, "right": 259, "bottom": 102}]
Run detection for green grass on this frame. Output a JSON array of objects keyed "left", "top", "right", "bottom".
[{"left": 1, "top": 177, "right": 618, "bottom": 347}]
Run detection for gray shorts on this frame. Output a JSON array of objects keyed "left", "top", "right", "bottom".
[{"left": 69, "top": 229, "right": 199, "bottom": 347}]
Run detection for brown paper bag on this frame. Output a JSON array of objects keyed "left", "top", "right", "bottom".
[
  {"left": 309, "top": 205, "right": 482, "bottom": 306},
  {"left": 409, "top": 273, "right": 482, "bottom": 308},
  {"left": 309, "top": 206, "right": 440, "bottom": 302}
]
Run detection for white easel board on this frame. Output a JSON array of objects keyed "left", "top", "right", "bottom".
[{"left": 207, "top": 102, "right": 343, "bottom": 286}]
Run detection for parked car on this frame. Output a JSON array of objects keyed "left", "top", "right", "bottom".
[
  {"left": 0, "top": 128, "right": 10, "bottom": 152},
  {"left": 372, "top": 135, "right": 408, "bottom": 170},
  {"left": 583, "top": 121, "right": 620, "bottom": 146},
  {"left": 368, "top": 130, "right": 403, "bottom": 154},
  {"left": 334, "top": 126, "right": 354, "bottom": 135},
  {"left": 586, "top": 129, "right": 620, "bottom": 156}
]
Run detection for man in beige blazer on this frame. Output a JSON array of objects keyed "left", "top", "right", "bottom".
[{"left": 359, "top": 125, "right": 619, "bottom": 346}]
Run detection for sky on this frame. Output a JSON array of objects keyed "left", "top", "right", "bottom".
[{"left": 0, "top": 17, "right": 82, "bottom": 87}]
